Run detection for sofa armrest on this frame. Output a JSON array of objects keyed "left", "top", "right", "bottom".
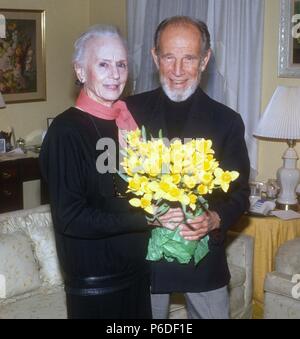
[
  {"left": 226, "top": 231, "right": 254, "bottom": 306},
  {"left": 264, "top": 271, "right": 298, "bottom": 300},
  {"left": 226, "top": 232, "right": 253, "bottom": 268}
]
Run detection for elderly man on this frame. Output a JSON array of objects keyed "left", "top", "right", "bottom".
[{"left": 126, "top": 16, "right": 250, "bottom": 319}]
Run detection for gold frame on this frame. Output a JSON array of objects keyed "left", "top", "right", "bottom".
[{"left": 0, "top": 9, "right": 46, "bottom": 103}]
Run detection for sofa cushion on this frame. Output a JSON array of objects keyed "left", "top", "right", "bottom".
[
  {"left": 0, "top": 288, "right": 67, "bottom": 319},
  {"left": 25, "top": 212, "right": 63, "bottom": 287},
  {"left": 0, "top": 232, "right": 41, "bottom": 299}
]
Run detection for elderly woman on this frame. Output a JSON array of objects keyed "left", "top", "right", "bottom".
[{"left": 39, "top": 25, "right": 152, "bottom": 319}]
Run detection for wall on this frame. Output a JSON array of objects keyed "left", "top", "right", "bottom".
[
  {"left": 258, "top": 0, "right": 300, "bottom": 181},
  {"left": 0, "top": 0, "right": 89, "bottom": 144},
  {"left": 89, "top": 0, "right": 127, "bottom": 36}
]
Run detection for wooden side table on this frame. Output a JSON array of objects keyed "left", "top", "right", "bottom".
[{"left": 0, "top": 154, "right": 48, "bottom": 213}]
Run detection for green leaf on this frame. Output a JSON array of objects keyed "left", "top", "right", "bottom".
[
  {"left": 120, "top": 150, "right": 128, "bottom": 157},
  {"left": 181, "top": 202, "right": 187, "bottom": 215},
  {"left": 142, "top": 125, "right": 147, "bottom": 142},
  {"left": 117, "top": 170, "right": 129, "bottom": 182},
  {"left": 194, "top": 236, "right": 209, "bottom": 265},
  {"left": 146, "top": 207, "right": 210, "bottom": 266},
  {"left": 158, "top": 129, "right": 163, "bottom": 139}
]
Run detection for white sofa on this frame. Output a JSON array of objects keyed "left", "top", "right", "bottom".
[
  {"left": 264, "top": 238, "right": 300, "bottom": 319},
  {"left": 0, "top": 206, "right": 254, "bottom": 319},
  {"left": 0, "top": 205, "right": 66, "bottom": 319}
]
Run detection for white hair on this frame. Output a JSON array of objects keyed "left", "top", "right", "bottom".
[{"left": 72, "top": 24, "right": 127, "bottom": 66}]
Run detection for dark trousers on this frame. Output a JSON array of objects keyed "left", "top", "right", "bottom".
[{"left": 66, "top": 276, "right": 152, "bottom": 319}]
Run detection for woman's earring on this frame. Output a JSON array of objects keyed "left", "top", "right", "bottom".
[{"left": 75, "top": 79, "right": 84, "bottom": 87}]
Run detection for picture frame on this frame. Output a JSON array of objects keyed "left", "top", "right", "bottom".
[
  {"left": 0, "top": 139, "right": 6, "bottom": 153},
  {"left": 0, "top": 9, "right": 46, "bottom": 103},
  {"left": 278, "top": 0, "right": 300, "bottom": 77}
]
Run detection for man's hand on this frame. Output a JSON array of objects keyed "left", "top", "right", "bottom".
[
  {"left": 179, "top": 211, "right": 221, "bottom": 241},
  {"left": 149, "top": 208, "right": 185, "bottom": 230}
]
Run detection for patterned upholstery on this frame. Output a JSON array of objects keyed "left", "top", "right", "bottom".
[
  {"left": 0, "top": 206, "right": 67, "bottom": 319},
  {"left": 0, "top": 232, "right": 41, "bottom": 299},
  {"left": 264, "top": 238, "right": 300, "bottom": 319},
  {"left": 0, "top": 287, "right": 66, "bottom": 319}
]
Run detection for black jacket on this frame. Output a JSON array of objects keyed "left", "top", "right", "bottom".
[{"left": 125, "top": 87, "right": 250, "bottom": 293}]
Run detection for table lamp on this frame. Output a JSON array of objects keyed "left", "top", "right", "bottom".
[
  {"left": 0, "top": 92, "right": 5, "bottom": 108},
  {"left": 254, "top": 86, "right": 300, "bottom": 210}
]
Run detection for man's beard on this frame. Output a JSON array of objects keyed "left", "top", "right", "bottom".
[{"left": 160, "top": 76, "right": 201, "bottom": 102}]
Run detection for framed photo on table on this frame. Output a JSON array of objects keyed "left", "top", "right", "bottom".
[
  {"left": 279, "top": 0, "right": 300, "bottom": 77},
  {"left": 0, "top": 9, "right": 46, "bottom": 103}
]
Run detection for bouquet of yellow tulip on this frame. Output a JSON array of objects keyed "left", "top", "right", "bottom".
[{"left": 119, "top": 127, "right": 239, "bottom": 265}]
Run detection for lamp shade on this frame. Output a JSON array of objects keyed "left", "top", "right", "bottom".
[
  {"left": 254, "top": 86, "right": 300, "bottom": 140},
  {"left": 0, "top": 92, "right": 5, "bottom": 108}
]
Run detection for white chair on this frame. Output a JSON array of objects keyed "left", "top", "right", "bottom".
[{"left": 264, "top": 237, "right": 300, "bottom": 319}]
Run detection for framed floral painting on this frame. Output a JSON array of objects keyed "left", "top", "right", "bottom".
[
  {"left": 279, "top": 0, "right": 300, "bottom": 77},
  {"left": 0, "top": 9, "right": 46, "bottom": 103}
]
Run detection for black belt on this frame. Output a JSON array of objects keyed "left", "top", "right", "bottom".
[{"left": 64, "top": 268, "right": 149, "bottom": 296}]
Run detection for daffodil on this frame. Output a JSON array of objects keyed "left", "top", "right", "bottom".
[
  {"left": 188, "top": 193, "right": 197, "bottom": 210},
  {"left": 120, "top": 128, "right": 240, "bottom": 266},
  {"left": 199, "top": 171, "right": 214, "bottom": 186},
  {"left": 197, "top": 184, "right": 208, "bottom": 195},
  {"left": 214, "top": 168, "right": 239, "bottom": 192},
  {"left": 183, "top": 175, "right": 197, "bottom": 189},
  {"left": 129, "top": 193, "right": 154, "bottom": 214},
  {"left": 127, "top": 129, "right": 142, "bottom": 148}
]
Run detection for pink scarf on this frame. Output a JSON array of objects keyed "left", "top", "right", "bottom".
[{"left": 75, "top": 90, "right": 138, "bottom": 132}]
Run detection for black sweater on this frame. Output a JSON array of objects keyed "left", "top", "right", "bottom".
[{"left": 39, "top": 107, "right": 150, "bottom": 293}]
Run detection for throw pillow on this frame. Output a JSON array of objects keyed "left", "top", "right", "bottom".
[
  {"left": 25, "top": 212, "right": 63, "bottom": 287},
  {"left": 0, "top": 232, "right": 41, "bottom": 299}
]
